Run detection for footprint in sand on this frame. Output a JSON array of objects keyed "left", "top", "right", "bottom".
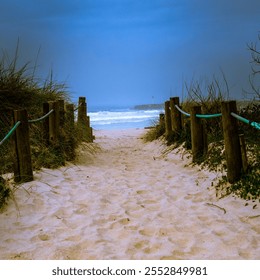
[
  {"left": 119, "top": 217, "right": 131, "bottom": 225},
  {"left": 134, "top": 240, "right": 150, "bottom": 249},
  {"left": 137, "top": 199, "right": 160, "bottom": 211},
  {"left": 64, "top": 235, "right": 82, "bottom": 242},
  {"left": 158, "top": 228, "right": 173, "bottom": 237},
  {"left": 38, "top": 234, "right": 50, "bottom": 241},
  {"left": 10, "top": 252, "right": 31, "bottom": 260},
  {"left": 143, "top": 243, "right": 162, "bottom": 255},
  {"left": 136, "top": 190, "right": 147, "bottom": 195},
  {"left": 139, "top": 228, "right": 155, "bottom": 237},
  {"left": 73, "top": 204, "right": 88, "bottom": 215},
  {"left": 110, "top": 217, "right": 131, "bottom": 229},
  {"left": 184, "top": 192, "right": 205, "bottom": 203}
]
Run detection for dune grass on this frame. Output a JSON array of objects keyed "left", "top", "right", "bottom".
[
  {"left": 0, "top": 46, "right": 82, "bottom": 209},
  {"left": 145, "top": 75, "right": 260, "bottom": 200}
]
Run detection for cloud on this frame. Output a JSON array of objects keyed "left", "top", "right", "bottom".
[{"left": 0, "top": 0, "right": 259, "bottom": 104}]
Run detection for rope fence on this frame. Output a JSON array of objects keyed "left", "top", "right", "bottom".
[
  {"left": 0, "top": 121, "right": 21, "bottom": 146},
  {"left": 174, "top": 104, "right": 260, "bottom": 128},
  {"left": 163, "top": 97, "right": 259, "bottom": 184},
  {"left": 174, "top": 105, "right": 190, "bottom": 117},
  {"left": 0, "top": 96, "right": 94, "bottom": 183},
  {"left": 0, "top": 109, "right": 55, "bottom": 146},
  {"left": 194, "top": 112, "right": 222, "bottom": 119},
  {"left": 231, "top": 112, "right": 260, "bottom": 130},
  {"left": 28, "top": 109, "right": 54, "bottom": 123}
]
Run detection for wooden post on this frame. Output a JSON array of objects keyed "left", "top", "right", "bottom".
[
  {"left": 77, "top": 97, "right": 86, "bottom": 140},
  {"left": 202, "top": 119, "right": 208, "bottom": 156},
  {"left": 48, "top": 101, "right": 60, "bottom": 143},
  {"left": 66, "top": 104, "right": 75, "bottom": 129},
  {"left": 13, "top": 109, "right": 33, "bottom": 183},
  {"left": 86, "top": 116, "right": 93, "bottom": 143},
  {"left": 86, "top": 115, "right": 90, "bottom": 128},
  {"left": 58, "top": 99, "right": 65, "bottom": 128},
  {"left": 190, "top": 106, "right": 205, "bottom": 162},
  {"left": 42, "top": 102, "right": 50, "bottom": 146},
  {"left": 159, "top": 113, "right": 165, "bottom": 127},
  {"left": 221, "top": 101, "right": 242, "bottom": 183},
  {"left": 65, "top": 104, "right": 76, "bottom": 160},
  {"left": 164, "top": 100, "right": 172, "bottom": 137},
  {"left": 170, "top": 97, "right": 182, "bottom": 137},
  {"left": 239, "top": 134, "right": 248, "bottom": 173},
  {"left": 78, "top": 97, "right": 87, "bottom": 125}
]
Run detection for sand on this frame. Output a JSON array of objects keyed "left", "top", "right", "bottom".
[{"left": 0, "top": 128, "right": 259, "bottom": 260}]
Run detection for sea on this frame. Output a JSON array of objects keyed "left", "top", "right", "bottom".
[{"left": 88, "top": 105, "right": 163, "bottom": 130}]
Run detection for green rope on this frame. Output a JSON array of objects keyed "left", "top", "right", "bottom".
[
  {"left": 0, "top": 121, "right": 21, "bottom": 146},
  {"left": 175, "top": 105, "right": 222, "bottom": 118},
  {"left": 231, "top": 112, "right": 260, "bottom": 130},
  {"left": 196, "top": 113, "right": 222, "bottom": 119},
  {"left": 1, "top": 109, "right": 54, "bottom": 145},
  {"left": 28, "top": 109, "right": 54, "bottom": 123}
]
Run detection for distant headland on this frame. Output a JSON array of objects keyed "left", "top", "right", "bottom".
[{"left": 133, "top": 104, "right": 164, "bottom": 110}]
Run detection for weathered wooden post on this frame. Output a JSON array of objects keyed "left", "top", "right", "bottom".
[
  {"left": 239, "top": 134, "right": 248, "bottom": 173},
  {"left": 65, "top": 103, "right": 76, "bottom": 160},
  {"left": 13, "top": 109, "right": 33, "bottom": 182},
  {"left": 159, "top": 113, "right": 165, "bottom": 128},
  {"left": 164, "top": 100, "right": 172, "bottom": 138},
  {"left": 202, "top": 119, "right": 208, "bottom": 156},
  {"left": 48, "top": 101, "right": 60, "bottom": 143},
  {"left": 86, "top": 116, "right": 94, "bottom": 142},
  {"left": 77, "top": 97, "right": 87, "bottom": 140},
  {"left": 58, "top": 99, "right": 65, "bottom": 128},
  {"left": 66, "top": 104, "right": 75, "bottom": 129},
  {"left": 221, "top": 101, "right": 242, "bottom": 183},
  {"left": 190, "top": 106, "right": 205, "bottom": 162},
  {"left": 77, "top": 96, "right": 94, "bottom": 142},
  {"left": 42, "top": 102, "right": 50, "bottom": 146},
  {"left": 78, "top": 97, "right": 87, "bottom": 125},
  {"left": 170, "top": 97, "right": 182, "bottom": 138}
]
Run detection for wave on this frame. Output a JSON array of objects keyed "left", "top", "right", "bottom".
[{"left": 88, "top": 108, "right": 162, "bottom": 128}]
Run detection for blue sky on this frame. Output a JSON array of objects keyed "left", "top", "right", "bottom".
[{"left": 0, "top": 0, "right": 259, "bottom": 107}]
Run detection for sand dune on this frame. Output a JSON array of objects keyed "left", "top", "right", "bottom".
[{"left": 0, "top": 128, "right": 259, "bottom": 260}]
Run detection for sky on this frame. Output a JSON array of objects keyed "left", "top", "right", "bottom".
[{"left": 0, "top": 0, "right": 259, "bottom": 107}]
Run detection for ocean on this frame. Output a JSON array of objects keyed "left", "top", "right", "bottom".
[{"left": 88, "top": 105, "right": 163, "bottom": 130}]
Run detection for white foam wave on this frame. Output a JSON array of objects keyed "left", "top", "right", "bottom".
[{"left": 88, "top": 109, "right": 161, "bottom": 127}]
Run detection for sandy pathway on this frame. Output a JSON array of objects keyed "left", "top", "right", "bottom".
[{"left": 0, "top": 128, "right": 259, "bottom": 259}]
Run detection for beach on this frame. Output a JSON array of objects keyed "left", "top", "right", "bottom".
[{"left": 0, "top": 128, "right": 259, "bottom": 260}]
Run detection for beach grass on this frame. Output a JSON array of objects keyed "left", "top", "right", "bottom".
[
  {"left": 145, "top": 75, "right": 260, "bottom": 200},
  {"left": 0, "top": 46, "right": 81, "bottom": 209}
]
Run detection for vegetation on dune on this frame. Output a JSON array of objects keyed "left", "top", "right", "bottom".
[
  {"left": 145, "top": 34, "right": 260, "bottom": 200},
  {"left": 145, "top": 84, "right": 259, "bottom": 200},
  {"left": 0, "top": 45, "right": 82, "bottom": 209}
]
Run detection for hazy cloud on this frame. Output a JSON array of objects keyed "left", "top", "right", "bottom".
[{"left": 0, "top": 0, "right": 259, "bottom": 105}]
